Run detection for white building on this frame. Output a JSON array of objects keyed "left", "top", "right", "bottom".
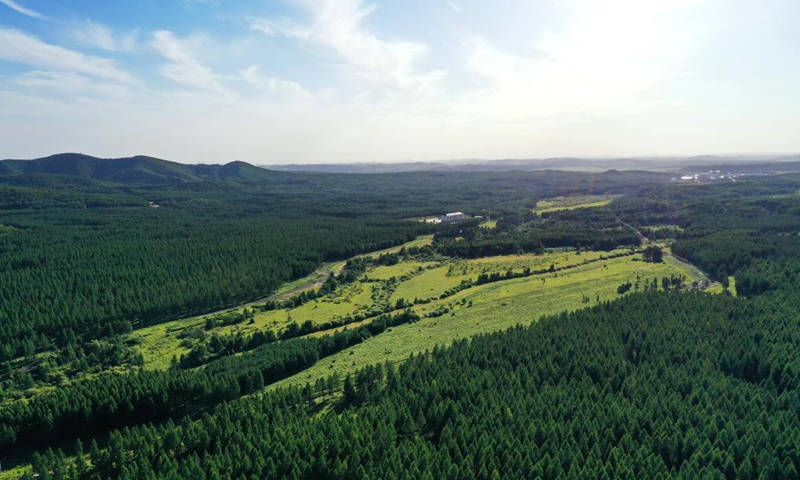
[{"left": 441, "top": 212, "right": 467, "bottom": 223}]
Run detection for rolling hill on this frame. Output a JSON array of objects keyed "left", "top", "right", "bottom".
[{"left": 0, "top": 153, "right": 277, "bottom": 185}]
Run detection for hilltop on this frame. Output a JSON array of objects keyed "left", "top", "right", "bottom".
[{"left": 0, "top": 153, "right": 277, "bottom": 185}]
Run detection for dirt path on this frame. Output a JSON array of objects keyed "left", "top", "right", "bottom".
[
  {"left": 613, "top": 213, "right": 651, "bottom": 245},
  {"left": 613, "top": 211, "right": 719, "bottom": 289}
]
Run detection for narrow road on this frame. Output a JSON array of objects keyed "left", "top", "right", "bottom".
[
  {"left": 613, "top": 213, "right": 650, "bottom": 246},
  {"left": 613, "top": 212, "right": 719, "bottom": 289}
]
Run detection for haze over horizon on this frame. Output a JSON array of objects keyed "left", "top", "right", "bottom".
[{"left": 1, "top": 0, "right": 799, "bottom": 164}]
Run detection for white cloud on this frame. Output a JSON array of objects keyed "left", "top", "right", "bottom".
[
  {"left": 251, "top": 0, "right": 445, "bottom": 93},
  {"left": 0, "top": 0, "right": 46, "bottom": 20},
  {"left": 458, "top": 0, "right": 703, "bottom": 121},
  {"left": 239, "top": 65, "right": 314, "bottom": 99},
  {"left": 70, "top": 20, "right": 140, "bottom": 52},
  {"left": 150, "top": 30, "right": 235, "bottom": 99},
  {"left": 0, "top": 28, "right": 132, "bottom": 83},
  {"left": 15, "top": 70, "right": 132, "bottom": 99},
  {"left": 3, "top": 0, "right": 797, "bottom": 164},
  {"left": 16, "top": 70, "right": 91, "bottom": 91},
  {"left": 238, "top": 65, "right": 263, "bottom": 87},
  {"left": 446, "top": 1, "right": 462, "bottom": 15}
]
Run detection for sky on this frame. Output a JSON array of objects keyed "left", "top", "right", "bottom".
[{"left": 0, "top": 0, "right": 798, "bottom": 164}]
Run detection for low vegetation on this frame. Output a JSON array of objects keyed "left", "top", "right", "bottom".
[{"left": 534, "top": 194, "right": 621, "bottom": 214}]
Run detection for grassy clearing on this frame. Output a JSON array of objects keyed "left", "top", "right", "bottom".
[
  {"left": 645, "top": 224, "right": 685, "bottom": 234},
  {"left": 132, "top": 281, "right": 378, "bottom": 369},
  {"left": 535, "top": 194, "right": 621, "bottom": 214},
  {"left": 464, "top": 249, "right": 615, "bottom": 272},
  {"left": 135, "top": 256, "right": 355, "bottom": 368},
  {"left": 479, "top": 220, "right": 497, "bottom": 229},
  {"left": 706, "top": 276, "right": 737, "bottom": 296},
  {"left": 133, "top": 322, "right": 197, "bottom": 369},
  {"left": 390, "top": 266, "right": 461, "bottom": 303},
  {"left": 270, "top": 260, "right": 347, "bottom": 299},
  {"left": 390, "top": 249, "right": 635, "bottom": 304},
  {"left": 282, "top": 282, "right": 376, "bottom": 323},
  {"left": 130, "top": 236, "right": 435, "bottom": 369},
  {"left": 131, "top": 239, "right": 707, "bottom": 373},
  {"left": 367, "top": 261, "right": 436, "bottom": 280},
  {"left": 361, "top": 235, "right": 433, "bottom": 259},
  {"left": 270, "top": 253, "right": 699, "bottom": 390},
  {"left": 662, "top": 249, "right": 709, "bottom": 284},
  {"left": 0, "top": 465, "right": 28, "bottom": 480}
]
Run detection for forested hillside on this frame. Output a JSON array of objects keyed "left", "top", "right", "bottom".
[
  {"left": 0, "top": 154, "right": 277, "bottom": 185},
  {"left": 76, "top": 291, "right": 800, "bottom": 479}
]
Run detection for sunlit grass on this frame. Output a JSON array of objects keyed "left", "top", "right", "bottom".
[
  {"left": 535, "top": 194, "right": 621, "bottom": 214},
  {"left": 271, "top": 252, "right": 701, "bottom": 390}
]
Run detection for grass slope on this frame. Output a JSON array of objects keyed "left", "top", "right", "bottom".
[
  {"left": 270, "top": 252, "right": 703, "bottom": 390},
  {"left": 535, "top": 194, "right": 621, "bottom": 214},
  {"left": 131, "top": 236, "right": 434, "bottom": 369}
]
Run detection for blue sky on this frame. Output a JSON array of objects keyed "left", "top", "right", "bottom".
[{"left": 0, "top": 0, "right": 798, "bottom": 164}]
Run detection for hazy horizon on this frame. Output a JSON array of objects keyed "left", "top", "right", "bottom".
[
  {"left": 4, "top": 151, "right": 799, "bottom": 168},
  {"left": 1, "top": 0, "right": 799, "bottom": 164}
]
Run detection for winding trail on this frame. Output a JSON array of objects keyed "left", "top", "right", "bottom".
[{"left": 613, "top": 212, "right": 718, "bottom": 289}]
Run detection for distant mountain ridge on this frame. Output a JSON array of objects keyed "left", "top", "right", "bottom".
[
  {"left": 4, "top": 153, "right": 800, "bottom": 184},
  {"left": 679, "top": 157, "right": 800, "bottom": 174},
  {"left": 0, "top": 153, "right": 276, "bottom": 185},
  {"left": 266, "top": 154, "right": 800, "bottom": 174}
]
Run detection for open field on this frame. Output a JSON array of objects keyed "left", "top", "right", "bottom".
[
  {"left": 135, "top": 256, "right": 356, "bottom": 368},
  {"left": 390, "top": 266, "right": 459, "bottom": 302},
  {"left": 479, "top": 219, "right": 497, "bottom": 229},
  {"left": 390, "top": 249, "right": 631, "bottom": 304},
  {"left": 130, "top": 236, "right": 434, "bottom": 368},
  {"left": 132, "top": 280, "right": 379, "bottom": 369},
  {"left": 706, "top": 276, "right": 737, "bottom": 296},
  {"left": 645, "top": 224, "right": 685, "bottom": 233},
  {"left": 133, "top": 242, "right": 705, "bottom": 370},
  {"left": 367, "top": 261, "right": 436, "bottom": 280},
  {"left": 662, "top": 248, "right": 711, "bottom": 284},
  {"left": 0, "top": 465, "right": 28, "bottom": 480},
  {"left": 271, "top": 252, "right": 704, "bottom": 390},
  {"left": 256, "top": 235, "right": 435, "bottom": 300},
  {"left": 269, "top": 260, "right": 347, "bottom": 300},
  {"left": 535, "top": 194, "right": 621, "bottom": 214},
  {"left": 361, "top": 235, "right": 433, "bottom": 258}
]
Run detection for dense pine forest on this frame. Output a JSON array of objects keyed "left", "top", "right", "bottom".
[
  {"left": 3, "top": 159, "right": 800, "bottom": 479},
  {"left": 0, "top": 166, "right": 664, "bottom": 372}
]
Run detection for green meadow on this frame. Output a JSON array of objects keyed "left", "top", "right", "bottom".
[
  {"left": 131, "top": 237, "right": 708, "bottom": 376},
  {"left": 270, "top": 251, "right": 705, "bottom": 390},
  {"left": 535, "top": 194, "right": 621, "bottom": 214}
]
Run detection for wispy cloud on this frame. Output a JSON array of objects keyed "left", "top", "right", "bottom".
[
  {"left": 239, "top": 65, "right": 315, "bottom": 100},
  {"left": 151, "top": 30, "right": 235, "bottom": 99},
  {"left": 15, "top": 70, "right": 133, "bottom": 100},
  {"left": 251, "top": 0, "right": 445, "bottom": 93},
  {"left": 459, "top": 0, "right": 702, "bottom": 121},
  {"left": 0, "top": 0, "right": 46, "bottom": 20},
  {"left": 70, "top": 20, "right": 140, "bottom": 52},
  {"left": 445, "top": 1, "right": 462, "bottom": 15},
  {"left": 0, "top": 28, "right": 132, "bottom": 83}
]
